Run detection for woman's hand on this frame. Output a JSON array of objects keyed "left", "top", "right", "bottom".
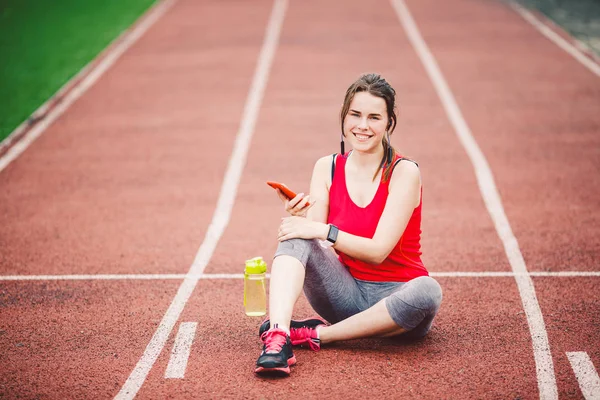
[
  {"left": 277, "top": 189, "right": 315, "bottom": 217},
  {"left": 277, "top": 216, "right": 328, "bottom": 242}
]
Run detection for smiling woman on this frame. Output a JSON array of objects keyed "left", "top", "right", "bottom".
[
  {"left": 340, "top": 74, "right": 398, "bottom": 183},
  {"left": 0, "top": 0, "right": 156, "bottom": 142},
  {"left": 253, "top": 73, "right": 443, "bottom": 377}
]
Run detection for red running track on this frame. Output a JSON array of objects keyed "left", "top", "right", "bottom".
[{"left": 0, "top": 0, "right": 598, "bottom": 398}]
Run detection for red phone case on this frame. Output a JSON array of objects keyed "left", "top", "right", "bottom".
[
  {"left": 266, "top": 181, "right": 310, "bottom": 206},
  {"left": 266, "top": 181, "right": 297, "bottom": 199}
]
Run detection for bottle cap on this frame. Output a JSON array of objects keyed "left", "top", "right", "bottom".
[{"left": 245, "top": 257, "right": 267, "bottom": 274}]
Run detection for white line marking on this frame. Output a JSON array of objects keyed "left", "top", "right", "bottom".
[
  {"left": 0, "top": 274, "right": 188, "bottom": 281},
  {"left": 567, "top": 352, "right": 600, "bottom": 400},
  {"left": 435, "top": 271, "right": 600, "bottom": 277},
  {"left": 510, "top": 2, "right": 600, "bottom": 78},
  {"left": 509, "top": 271, "right": 600, "bottom": 277},
  {"left": 114, "top": 0, "right": 287, "bottom": 398},
  {"left": 2, "top": 271, "right": 600, "bottom": 281},
  {"left": 164, "top": 322, "right": 198, "bottom": 379},
  {"left": 390, "top": 1, "right": 558, "bottom": 398},
  {"left": 0, "top": 0, "right": 177, "bottom": 174}
]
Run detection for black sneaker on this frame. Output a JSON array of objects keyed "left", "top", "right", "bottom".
[{"left": 255, "top": 326, "right": 296, "bottom": 376}]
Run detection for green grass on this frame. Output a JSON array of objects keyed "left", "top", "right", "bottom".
[{"left": 0, "top": 0, "right": 157, "bottom": 142}]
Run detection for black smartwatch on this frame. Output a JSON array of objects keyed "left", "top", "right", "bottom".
[{"left": 326, "top": 224, "right": 339, "bottom": 244}]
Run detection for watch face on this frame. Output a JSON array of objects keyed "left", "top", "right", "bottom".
[{"left": 327, "top": 225, "right": 338, "bottom": 243}]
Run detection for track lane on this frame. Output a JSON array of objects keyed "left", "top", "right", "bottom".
[
  {"left": 113, "top": 0, "right": 286, "bottom": 397},
  {"left": 0, "top": 280, "right": 180, "bottom": 399}
]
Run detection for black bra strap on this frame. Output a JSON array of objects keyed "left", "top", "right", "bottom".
[
  {"left": 331, "top": 153, "right": 338, "bottom": 182},
  {"left": 392, "top": 157, "right": 419, "bottom": 172}
]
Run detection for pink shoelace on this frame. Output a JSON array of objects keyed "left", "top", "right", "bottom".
[
  {"left": 260, "top": 329, "right": 287, "bottom": 353},
  {"left": 290, "top": 326, "right": 321, "bottom": 351}
]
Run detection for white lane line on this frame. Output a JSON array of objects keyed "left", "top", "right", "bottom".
[
  {"left": 114, "top": 0, "right": 287, "bottom": 398},
  {"left": 0, "top": 274, "right": 188, "bottom": 281},
  {"left": 0, "top": 0, "right": 177, "bottom": 174},
  {"left": 567, "top": 352, "right": 600, "bottom": 400},
  {"left": 391, "top": 1, "right": 558, "bottom": 399},
  {"left": 435, "top": 271, "right": 600, "bottom": 277},
  {"left": 164, "top": 322, "right": 198, "bottom": 379},
  {"left": 2, "top": 271, "right": 600, "bottom": 281},
  {"left": 529, "top": 271, "right": 600, "bottom": 277},
  {"left": 509, "top": 2, "right": 600, "bottom": 78},
  {"left": 0, "top": 274, "right": 239, "bottom": 281}
]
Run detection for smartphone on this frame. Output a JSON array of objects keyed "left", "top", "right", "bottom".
[{"left": 266, "top": 181, "right": 310, "bottom": 205}]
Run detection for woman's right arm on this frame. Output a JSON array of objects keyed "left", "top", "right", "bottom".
[{"left": 305, "top": 155, "right": 332, "bottom": 224}]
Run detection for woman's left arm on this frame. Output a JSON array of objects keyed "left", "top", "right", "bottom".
[
  {"left": 334, "top": 161, "right": 421, "bottom": 263},
  {"left": 277, "top": 160, "right": 421, "bottom": 264}
]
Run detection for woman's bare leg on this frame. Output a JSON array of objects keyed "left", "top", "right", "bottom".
[
  {"left": 318, "top": 299, "right": 406, "bottom": 343},
  {"left": 267, "top": 255, "right": 305, "bottom": 332}
]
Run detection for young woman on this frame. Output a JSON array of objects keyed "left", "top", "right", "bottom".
[{"left": 255, "top": 73, "right": 443, "bottom": 376}]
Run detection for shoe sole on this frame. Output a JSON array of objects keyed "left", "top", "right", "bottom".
[
  {"left": 255, "top": 356, "right": 296, "bottom": 376},
  {"left": 254, "top": 366, "right": 290, "bottom": 376},
  {"left": 258, "top": 317, "right": 326, "bottom": 337}
]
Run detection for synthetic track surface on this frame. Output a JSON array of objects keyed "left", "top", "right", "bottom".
[{"left": 0, "top": 0, "right": 598, "bottom": 399}]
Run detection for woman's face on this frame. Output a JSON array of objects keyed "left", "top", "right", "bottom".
[{"left": 343, "top": 92, "right": 388, "bottom": 154}]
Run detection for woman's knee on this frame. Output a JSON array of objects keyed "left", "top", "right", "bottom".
[
  {"left": 406, "top": 276, "right": 443, "bottom": 312},
  {"left": 274, "top": 238, "right": 317, "bottom": 268},
  {"left": 384, "top": 276, "right": 443, "bottom": 331}
]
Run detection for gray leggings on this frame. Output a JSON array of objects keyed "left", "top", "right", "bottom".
[{"left": 274, "top": 238, "right": 443, "bottom": 338}]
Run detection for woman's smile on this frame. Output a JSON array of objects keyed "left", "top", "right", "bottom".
[{"left": 353, "top": 131, "right": 374, "bottom": 142}]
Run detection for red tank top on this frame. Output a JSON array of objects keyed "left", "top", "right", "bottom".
[{"left": 328, "top": 153, "right": 428, "bottom": 282}]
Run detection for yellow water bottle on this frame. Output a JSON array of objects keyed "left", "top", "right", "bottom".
[{"left": 244, "top": 257, "right": 267, "bottom": 316}]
